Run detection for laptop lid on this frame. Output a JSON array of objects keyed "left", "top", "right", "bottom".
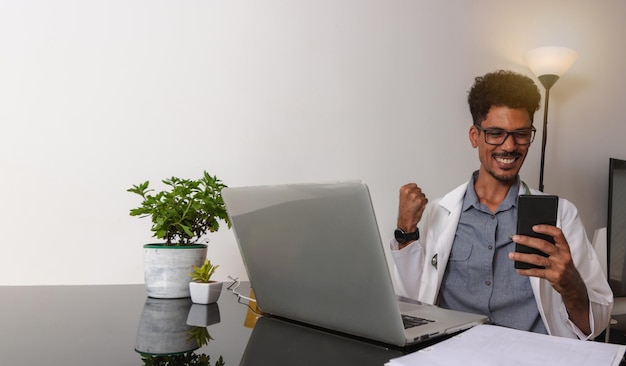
[{"left": 223, "top": 180, "right": 487, "bottom": 346}]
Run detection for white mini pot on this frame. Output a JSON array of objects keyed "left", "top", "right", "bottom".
[{"left": 189, "top": 281, "right": 223, "bottom": 304}]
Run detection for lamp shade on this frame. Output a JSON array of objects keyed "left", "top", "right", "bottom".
[{"left": 524, "top": 46, "right": 578, "bottom": 77}]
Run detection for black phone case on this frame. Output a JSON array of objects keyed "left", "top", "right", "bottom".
[{"left": 514, "top": 194, "right": 559, "bottom": 270}]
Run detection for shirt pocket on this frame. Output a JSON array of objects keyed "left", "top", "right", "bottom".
[{"left": 444, "top": 243, "right": 473, "bottom": 288}]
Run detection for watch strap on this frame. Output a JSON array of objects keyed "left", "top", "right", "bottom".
[{"left": 394, "top": 227, "right": 420, "bottom": 243}]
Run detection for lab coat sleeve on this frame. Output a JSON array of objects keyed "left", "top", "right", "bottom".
[
  {"left": 390, "top": 239, "right": 425, "bottom": 300},
  {"left": 552, "top": 198, "right": 613, "bottom": 339}
]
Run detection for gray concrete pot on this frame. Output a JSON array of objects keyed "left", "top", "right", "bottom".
[{"left": 143, "top": 244, "right": 208, "bottom": 298}]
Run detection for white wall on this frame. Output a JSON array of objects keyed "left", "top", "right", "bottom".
[{"left": 1, "top": 0, "right": 625, "bottom": 286}]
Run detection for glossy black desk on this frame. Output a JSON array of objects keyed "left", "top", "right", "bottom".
[{"left": 0, "top": 282, "right": 413, "bottom": 365}]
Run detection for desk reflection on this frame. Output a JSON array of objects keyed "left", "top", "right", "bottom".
[
  {"left": 0, "top": 283, "right": 411, "bottom": 365},
  {"left": 240, "top": 316, "right": 404, "bottom": 366},
  {"left": 135, "top": 297, "right": 225, "bottom": 365},
  {"left": 132, "top": 292, "right": 405, "bottom": 366}
]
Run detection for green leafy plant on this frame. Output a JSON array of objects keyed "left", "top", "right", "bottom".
[
  {"left": 189, "top": 259, "right": 219, "bottom": 283},
  {"left": 128, "top": 171, "right": 231, "bottom": 246}
]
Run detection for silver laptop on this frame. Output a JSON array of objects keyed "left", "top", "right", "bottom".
[{"left": 223, "top": 180, "right": 488, "bottom": 347}]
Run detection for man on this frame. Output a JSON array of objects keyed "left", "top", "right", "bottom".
[{"left": 391, "top": 70, "right": 612, "bottom": 339}]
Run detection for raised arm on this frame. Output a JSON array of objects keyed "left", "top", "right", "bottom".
[{"left": 395, "top": 183, "right": 428, "bottom": 249}]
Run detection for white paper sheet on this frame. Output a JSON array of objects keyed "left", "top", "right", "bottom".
[{"left": 386, "top": 324, "right": 626, "bottom": 366}]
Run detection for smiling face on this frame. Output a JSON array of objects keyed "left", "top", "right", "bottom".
[{"left": 469, "top": 106, "right": 533, "bottom": 184}]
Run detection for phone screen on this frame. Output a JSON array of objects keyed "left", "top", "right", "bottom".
[{"left": 514, "top": 194, "right": 559, "bottom": 270}]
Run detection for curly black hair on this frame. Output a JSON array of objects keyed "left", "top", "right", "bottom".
[{"left": 467, "top": 70, "right": 541, "bottom": 126}]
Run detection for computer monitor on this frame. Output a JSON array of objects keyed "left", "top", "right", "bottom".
[{"left": 607, "top": 157, "right": 626, "bottom": 296}]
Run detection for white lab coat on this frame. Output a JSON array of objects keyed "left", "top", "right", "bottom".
[{"left": 391, "top": 181, "right": 613, "bottom": 339}]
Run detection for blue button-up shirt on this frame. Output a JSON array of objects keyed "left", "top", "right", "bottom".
[{"left": 438, "top": 172, "right": 547, "bottom": 334}]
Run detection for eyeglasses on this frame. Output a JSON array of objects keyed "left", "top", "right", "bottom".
[{"left": 474, "top": 124, "right": 536, "bottom": 146}]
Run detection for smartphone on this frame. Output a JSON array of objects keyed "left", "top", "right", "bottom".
[{"left": 514, "top": 194, "right": 559, "bottom": 270}]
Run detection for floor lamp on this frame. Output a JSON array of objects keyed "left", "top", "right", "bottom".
[{"left": 524, "top": 46, "right": 578, "bottom": 192}]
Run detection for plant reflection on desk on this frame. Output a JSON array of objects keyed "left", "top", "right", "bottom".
[
  {"left": 139, "top": 326, "right": 224, "bottom": 366},
  {"left": 135, "top": 297, "right": 225, "bottom": 366},
  {"left": 140, "top": 352, "right": 224, "bottom": 366},
  {"left": 187, "top": 326, "right": 213, "bottom": 347}
]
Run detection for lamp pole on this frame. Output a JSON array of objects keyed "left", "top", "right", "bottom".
[
  {"left": 537, "top": 74, "right": 559, "bottom": 192},
  {"left": 525, "top": 46, "right": 578, "bottom": 192}
]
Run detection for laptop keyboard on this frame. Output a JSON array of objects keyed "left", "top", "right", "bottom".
[{"left": 401, "top": 314, "right": 435, "bottom": 329}]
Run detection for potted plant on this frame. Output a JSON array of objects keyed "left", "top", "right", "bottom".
[
  {"left": 188, "top": 259, "right": 223, "bottom": 304},
  {"left": 128, "top": 171, "right": 231, "bottom": 299}
]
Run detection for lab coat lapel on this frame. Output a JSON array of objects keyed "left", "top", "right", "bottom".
[{"left": 420, "top": 183, "right": 467, "bottom": 303}]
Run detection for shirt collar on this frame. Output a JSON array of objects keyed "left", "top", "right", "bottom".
[{"left": 462, "top": 171, "right": 521, "bottom": 213}]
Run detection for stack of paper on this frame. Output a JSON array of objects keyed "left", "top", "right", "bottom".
[{"left": 386, "top": 324, "right": 625, "bottom": 366}]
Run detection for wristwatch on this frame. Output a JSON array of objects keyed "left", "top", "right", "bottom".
[{"left": 394, "top": 227, "right": 420, "bottom": 244}]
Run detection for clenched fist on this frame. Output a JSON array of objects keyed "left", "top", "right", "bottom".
[{"left": 397, "top": 183, "right": 428, "bottom": 233}]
